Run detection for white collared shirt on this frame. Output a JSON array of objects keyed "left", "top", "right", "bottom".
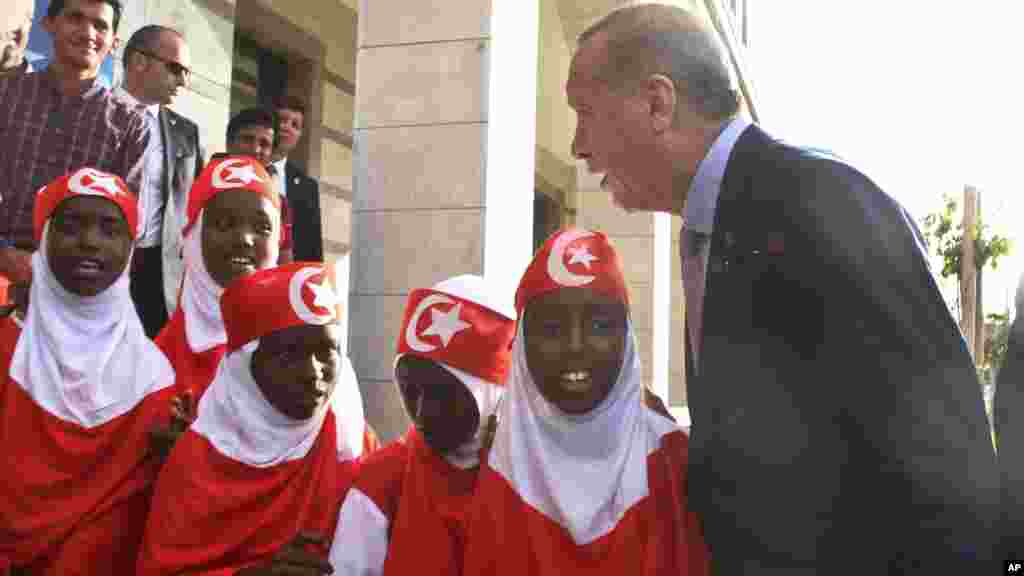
[
  {"left": 114, "top": 86, "right": 164, "bottom": 247},
  {"left": 270, "top": 157, "right": 288, "bottom": 198}
]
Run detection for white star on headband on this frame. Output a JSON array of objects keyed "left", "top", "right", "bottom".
[
  {"left": 306, "top": 277, "right": 338, "bottom": 314},
  {"left": 224, "top": 163, "right": 264, "bottom": 185},
  {"left": 421, "top": 303, "right": 471, "bottom": 348},
  {"left": 567, "top": 245, "right": 598, "bottom": 269}
]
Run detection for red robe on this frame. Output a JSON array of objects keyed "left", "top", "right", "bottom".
[
  {"left": 136, "top": 414, "right": 357, "bottom": 575},
  {"left": 0, "top": 317, "right": 175, "bottom": 575},
  {"left": 154, "top": 308, "right": 225, "bottom": 402},
  {"left": 462, "top": 429, "right": 709, "bottom": 575},
  {"left": 334, "top": 428, "right": 475, "bottom": 575}
]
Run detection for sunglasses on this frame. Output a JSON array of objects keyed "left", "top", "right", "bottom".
[{"left": 134, "top": 49, "right": 192, "bottom": 81}]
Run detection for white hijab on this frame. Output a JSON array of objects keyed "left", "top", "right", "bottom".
[
  {"left": 193, "top": 340, "right": 367, "bottom": 468},
  {"left": 179, "top": 209, "right": 280, "bottom": 353},
  {"left": 9, "top": 226, "right": 175, "bottom": 428},
  {"left": 487, "top": 319, "right": 678, "bottom": 545}
]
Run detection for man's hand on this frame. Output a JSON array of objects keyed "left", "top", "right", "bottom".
[
  {"left": 235, "top": 532, "right": 334, "bottom": 576},
  {"left": 0, "top": 247, "right": 32, "bottom": 284},
  {"left": 149, "top": 392, "right": 196, "bottom": 464}
]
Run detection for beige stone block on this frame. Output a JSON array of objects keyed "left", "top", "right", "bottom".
[
  {"left": 360, "top": 0, "right": 490, "bottom": 47},
  {"left": 576, "top": 187, "right": 656, "bottom": 237},
  {"left": 322, "top": 83, "right": 355, "bottom": 135},
  {"left": 320, "top": 193, "right": 352, "bottom": 246},
  {"left": 150, "top": 0, "right": 236, "bottom": 88},
  {"left": 355, "top": 41, "right": 487, "bottom": 128},
  {"left": 348, "top": 293, "right": 407, "bottom": 381},
  {"left": 607, "top": 236, "right": 654, "bottom": 286},
  {"left": 360, "top": 378, "right": 410, "bottom": 442},
  {"left": 627, "top": 281, "right": 653, "bottom": 335},
  {"left": 351, "top": 210, "right": 484, "bottom": 294},
  {"left": 354, "top": 124, "right": 485, "bottom": 212},
  {"left": 320, "top": 139, "right": 354, "bottom": 190}
]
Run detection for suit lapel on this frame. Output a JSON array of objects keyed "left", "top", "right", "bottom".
[{"left": 158, "top": 109, "right": 174, "bottom": 203}]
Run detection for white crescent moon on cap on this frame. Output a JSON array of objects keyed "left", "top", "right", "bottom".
[
  {"left": 68, "top": 168, "right": 123, "bottom": 198},
  {"left": 405, "top": 293, "right": 455, "bottom": 353},
  {"left": 289, "top": 267, "right": 336, "bottom": 325},
  {"left": 211, "top": 158, "right": 246, "bottom": 190},
  {"left": 547, "top": 229, "right": 596, "bottom": 287}
]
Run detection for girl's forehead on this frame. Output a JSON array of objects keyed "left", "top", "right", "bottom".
[
  {"left": 205, "top": 188, "right": 276, "bottom": 214},
  {"left": 526, "top": 287, "right": 626, "bottom": 315}
]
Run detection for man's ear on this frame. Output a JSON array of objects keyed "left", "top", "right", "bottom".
[
  {"left": 646, "top": 74, "right": 677, "bottom": 133},
  {"left": 111, "top": 36, "right": 122, "bottom": 52}
]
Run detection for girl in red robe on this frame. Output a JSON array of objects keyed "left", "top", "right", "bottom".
[
  {"left": 155, "top": 156, "right": 281, "bottom": 404},
  {"left": 0, "top": 169, "right": 176, "bottom": 574},
  {"left": 461, "top": 228, "right": 710, "bottom": 574},
  {"left": 137, "top": 262, "right": 370, "bottom": 575},
  {"left": 329, "top": 274, "right": 516, "bottom": 575}
]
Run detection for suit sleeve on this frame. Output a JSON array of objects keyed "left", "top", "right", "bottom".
[
  {"left": 329, "top": 488, "right": 390, "bottom": 576},
  {"left": 194, "top": 124, "right": 206, "bottom": 180},
  {"left": 794, "top": 159, "right": 1000, "bottom": 563}
]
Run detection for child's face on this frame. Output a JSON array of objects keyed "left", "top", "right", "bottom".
[
  {"left": 251, "top": 323, "right": 342, "bottom": 421},
  {"left": 523, "top": 287, "right": 627, "bottom": 414},
  {"left": 396, "top": 355, "right": 480, "bottom": 455},
  {"left": 46, "top": 196, "right": 132, "bottom": 297},
  {"left": 201, "top": 189, "right": 278, "bottom": 288}
]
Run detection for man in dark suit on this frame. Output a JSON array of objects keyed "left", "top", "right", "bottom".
[
  {"left": 567, "top": 4, "right": 999, "bottom": 572},
  {"left": 119, "top": 25, "right": 204, "bottom": 337},
  {"left": 269, "top": 96, "right": 324, "bottom": 262},
  {"left": 995, "top": 275, "right": 1024, "bottom": 557}
]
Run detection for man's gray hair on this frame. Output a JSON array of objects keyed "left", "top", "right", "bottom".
[{"left": 579, "top": 3, "right": 739, "bottom": 122}]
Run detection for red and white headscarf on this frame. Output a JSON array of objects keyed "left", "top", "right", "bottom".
[
  {"left": 486, "top": 227, "right": 677, "bottom": 544},
  {"left": 178, "top": 156, "right": 280, "bottom": 353},
  {"left": 10, "top": 168, "right": 173, "bottom": 427},
  {"left": 395, "top": 274, "right": 516, "bottom": 468},
  {"left": 192, "top": 262, "right": 365, "bottom": 466}
]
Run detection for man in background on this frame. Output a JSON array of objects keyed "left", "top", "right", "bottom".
[
  {"left": 270, "top": 96, "right": 323, "bottom": 262},
  {"left": 0, "top": 0, "right": 153, "bottom": 307},
  {"left": 225, "top": 107, "right": 292, "bottom": 263},
  {"left": 1, "top": 0, "right": 34, "bottom": 77},
  {"left": 118, "top": 24, "right": 204, "bottom": 336}
]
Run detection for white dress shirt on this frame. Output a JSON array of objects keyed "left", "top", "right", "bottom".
[{"left": 114, "top": 86, "right": 164, "bottom": 248}]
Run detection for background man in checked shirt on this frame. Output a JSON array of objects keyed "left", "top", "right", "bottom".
[{"left": 0, "top": 0, "right": 154, "bottom": 309}]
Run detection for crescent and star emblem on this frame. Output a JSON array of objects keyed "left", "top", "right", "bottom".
[
  {"left": 546, "top": 229, "right": 599, "bottom": 287},
  {"left": 405, "top": 294, "right": 472, "bottom": 353},
  {"left": 68, "top": 168, "right": 126, "bottom": 199},
  {"left": 211, "top": 158, "right": 264, "bottom": 190},
  {"left": 289, "top": 267, "right": 339, "bottom": 325}
]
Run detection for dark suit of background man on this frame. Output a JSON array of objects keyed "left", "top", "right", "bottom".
[
  {"left": 995, "top": 273, "right": 1024, "bottom": 558},
  {"left": 269, "top": 96, "right": 323, "bottom": 262},
  {"left": 567, "top": 4, "right": 999, "bottom": 573},
  {"left": 119, "top": 25, "right": 204, "bottom": 337}
]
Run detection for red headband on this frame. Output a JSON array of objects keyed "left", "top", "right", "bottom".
[
  {"left": 397, "top": 285, "right": 515, "bottom": 386},
  {"left": 33, "top": 168, "right": 139, "bottom": 244},
  {"left": 183, "top": 155, "right": 280, "bottom": 237},
  {"left": 514, "top": 227, "right": 629, "bottom": 313},
  {"left": 221, "top": 262, "right": 342, "bottom": 352}
]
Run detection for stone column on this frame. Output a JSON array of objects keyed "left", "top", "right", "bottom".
[{"left": 350, "top": 0, "right": 539, "bottom": 440}]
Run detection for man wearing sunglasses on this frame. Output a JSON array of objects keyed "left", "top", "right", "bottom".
[{"left": 117, "top": 25, "right": 205, "bottom": 337}]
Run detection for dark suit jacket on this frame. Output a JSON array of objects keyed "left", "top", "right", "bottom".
[
  {"left": 996, "top": 316, "right": 1024, "bottom": 557},
  {"left": 284, "top": 161, "right": 324, "bottom": 262},
  {"left": 685, "top": 125, "right": 1000, "bottom": 572},
  {"left": 160, "top": 107, "right": 204, "bottom": 220}
]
